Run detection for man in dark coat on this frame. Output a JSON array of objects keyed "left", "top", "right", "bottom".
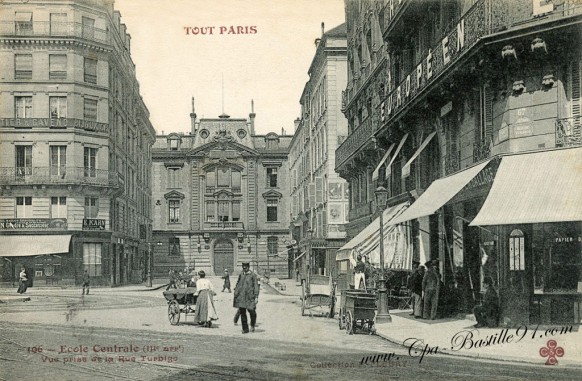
[
  {"left": 411, "top": 265, "right": 425, "bottom": 318},
  {"left": 233, "top": 262, "right": 260, "bottom": 333},
  {"left": 473, "top": 276, "right": 499, "bottom": 328},
  {"left": 407, "top": 261, "right": 420, "bottom": 316},
  {"left": 422, "top": 260, "right": 440, "bottom": 320},
  {"left": 222, "top": 269, "right": 231, "bottom": 292},
  {"left": 82, "top": 270, "right": 90, "bottom": 295}
]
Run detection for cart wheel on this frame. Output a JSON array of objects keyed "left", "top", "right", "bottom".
[
  {"left": 345, "top": 310, "right": 354, "bottom": 335},
  {"left": 338, "top": 313, "right": 346, "bottom": 330},
  {"left": 168, "top": 300, "right": 180, "bottom": 325}
]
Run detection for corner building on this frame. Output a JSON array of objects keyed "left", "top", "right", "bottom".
[
  {"left": 338, "top": 0, "right": 582, "bottom": 325},
  {"left": 289, "top": 23, "right": 349, "bottom": 282},
  {"left": 0, "top": 0, "right": 156, "bottom": 286},
  {"left": 151, "top": 103, "right": 292, "bottom": 278}
]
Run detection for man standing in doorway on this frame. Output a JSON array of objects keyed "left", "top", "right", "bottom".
[
  {"left": 422, "top": 260, "right": 440, "bottom": 320},
  {"left": 233, "top": 262, "right": 259, "bottom": 333}
]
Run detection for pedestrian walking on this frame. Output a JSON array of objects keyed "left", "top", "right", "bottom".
[
  {"left": 422, "top": 260, "right": 440, "bottom": 320},
  {"left": 222, "top": 269, "right": 231, "bottom": 292},
  {"left": 193, "top": 271, "right": 218, "bottom": 327},
  {"left": 473, "top": 276, "right": 499, "bottom": 328},
  {"left": 407, "top": 261, "right": 420, "bottom": 316},
  {"left": 82, "top": 269, "right": 90, "bottom": 295},
  {"left": 166, "top": 268, "right": 177, "bottom": 290},
  {"left": 17, "top": 267, "right": 28, "bottom": 294},
  {"left": 233, "top": 262, "right": 259, "bottom": 333},
  {"left": 411, "top": 265, "right": 425, "bottom": 318}
]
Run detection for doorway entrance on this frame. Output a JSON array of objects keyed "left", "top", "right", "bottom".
[{"left": 214, "top": 240, "right": 234, "bottom": 275}]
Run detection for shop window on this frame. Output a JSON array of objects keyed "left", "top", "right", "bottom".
[
  {"left": 50, "top": 196, "right": 67, "bottom": 218},
  {"left": 16, "top": 197, "right": 32, "bottom": 218},
  {"left": 15, "top": 54, "right": 32, "bottom": 80},
  {"left": 509, "top": 229, "right": 525, "bottom": 271},
  {"left": 168, "top": 199, "right": 180, "bottom": 223},
  {"left": 83, "top": 243, "right": 102, "bottom": 276}
]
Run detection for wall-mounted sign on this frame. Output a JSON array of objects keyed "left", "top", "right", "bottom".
[
  {"left": 82, "top": 219, "right": 105, "bottom": 230},
  {"left": 0, "top": 218, "right": 67, "bottom": 230},
  {"left": 0, "top": 118, "right": 109, "bottom": 133}
]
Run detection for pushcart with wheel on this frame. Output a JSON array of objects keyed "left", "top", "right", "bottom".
[
  {"left": 300, "top": 275, "right": 336, "bottom": 318},
  {"left": 163, "top": 287, "right": 198, "bottom": 325},
  {"left": 337, "top": 289, "right": 376, "bottom": 334}
]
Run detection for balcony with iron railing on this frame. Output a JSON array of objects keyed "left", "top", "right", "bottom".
[
  {"left": 203, "top": 221, "right": 245, "bottom": 230},
  {"left": 444, "top": 150, "right": 461, "bottom": 176},
  {"left": 335, "top": 116, "right": 373, "bottom": 170},
  {"left": 0, "top": 167, "right": 119, "bottom": 187},
  {"left": 0, "top": 21, "right": 109, "bottom": 45}
]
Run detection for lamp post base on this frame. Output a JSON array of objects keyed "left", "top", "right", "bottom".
[{"left": 376, "top": 281, "right": 392, "bottom": 323}]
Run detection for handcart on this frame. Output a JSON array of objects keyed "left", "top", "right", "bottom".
[
  {"left": 337, "top": 289, "right": 376, "bottom": 334},
  {"left": 162, "top": 287, "right": 198, "bottom": 325},
  {"left": 301, "top": 275, "right": 336, "bottom": 317}
]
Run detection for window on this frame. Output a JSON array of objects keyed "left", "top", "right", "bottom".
[
  {"left": 232, "top": 170, "right": 241, "bottom": 191},
  {"left": 84, "top": 98, "right": 97, "bottom": 120},
  {"left": 50, "top": 197, "right": 67, "bottom": 218},
  {"left": 267, "top": 199, "right": 278, "bottom": 222},
  {"left": 169, "top": 139, "right": 179, "bottom": 150},
  {"left": 84, "top": 57, "right": 97, "bottom": 84},
  {"left": 49, "top": 96, "right": 67, "bottom": 118},
  {"left": 218, "top": 200, "right": 229, "bottom": 221},
  {"left": 15, "top": 12, "right": 32, "bottom": 35},
  {"left": 84, "top": 197, "right": 99, "bottom": 218},
  {"left": 169, "top": 237, "right": 180, "bottom": 256},
  {"left": 509, "top": 229, "right": 525, "bottom": 271},
  {"left": 49, "top": 54, "right": 67, "bottom": 80},
  {"left": 217, "top": 168, "right": 229, "bottom": 187},
  {"left": 167, "top": 167, "right": 181, "bottom": 188},
  {"left": 267, "top": 167, "right": 278, "bottom": 187},
  {"left": 15, "top": 54, "right": 32, "bottom": 80},
  {"left": 15, "top": 96, "right": 32, "bottom": 118},
  {"left": 267, "top": 236, "right": 278, "bottom": 257},
  {"left": 84, "top": 147, "right": 97, "bottom": 177},
  {"left": 16, "top": 197, "right": 32, "bottom": 218},
  {"left": 169, "top": 200, "right": 180, "bottom": 223},
  {"left": 15, "top": 145, "right": 32, "bottom": 177},
  {"left": 206, "top": 201, "right": 215, "bottom": 221},
  {"left": 82, "top": 16, "right": 95, "bottom": 39},
  {"left": 50, "top": 13, "right": 67, "bottom": 35},
  {"left": 50, "top": 146, "right": 66, "bottom": 177},
  {"left": 83, "top": 243, "right": 102, "bottom": 276},
  {"left": 206, "top": 167, "right": 242, "bottom": 191},
  {"left": 206, "top": 170, "right": 216, "bottom": 191},
  {"left": 232, "top": 201, "right": 241, "bottom": 221}
]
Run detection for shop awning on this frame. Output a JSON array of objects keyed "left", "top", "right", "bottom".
[
  {"left": 0, "top": 235, "right": 72, "bottom": 257},
  {"left": 335, "top": 202, "right": 408, "bottom": 261},
  {"left": 471, "top": 147, "right": 582, "bottom": 226},
  {"left": 402, "top": 131, "right": 437, "bottom": 178},
  {"left": 293, "top": 251, "right": 306, "bottom": 262},
  {"left": 372, "top": 143, "right": 395, "bottom": 181},
  {"left": 389, "top": 160, "right": 492, "bottom": 226},
  {"left": 385, "top": 134, "right": 409, "bottom": 177}
]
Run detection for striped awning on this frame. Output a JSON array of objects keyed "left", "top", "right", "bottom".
[
  {"left": 471, "top": 147, "right": 582, "bottom": 226},
  {"left": 335, "top": 202, "right": 408, "bottom": 261}
]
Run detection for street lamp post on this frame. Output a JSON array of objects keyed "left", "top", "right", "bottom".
[
  {"left": 146, "top": 242, "right": 162, "bottom": 288},
  {"left": 306, "top": 228, "right": 313, "bottom": 293},
  {"left": 375, "top": 186, "right": 392, "bottom": 322}
]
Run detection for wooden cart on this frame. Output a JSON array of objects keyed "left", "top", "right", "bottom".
[
  {"left": 337, "top": 289, "right": 377, "bottom": 334},
  {"left": 301, "top": 275, "right": 336, "bottom": 317},
  {"left": 162, "top": 287, "right": 198, "bottom": 325}
]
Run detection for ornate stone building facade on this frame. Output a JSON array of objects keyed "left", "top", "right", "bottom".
[
  {"left": 338, "top": 0, "right": 582, "bottom": 325},
  {"left": 0, "top": 0, "right": 156, "bottom": 286},
  {"left": 151, "top": 102, "right": 292, "bottom": 278}
]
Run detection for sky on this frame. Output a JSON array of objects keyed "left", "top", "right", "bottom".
[{"left": 114, "top": 0, "right": 346, "bottom": 135}]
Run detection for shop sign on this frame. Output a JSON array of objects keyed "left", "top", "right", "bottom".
[
  {"left": 0, "top": 118, "right": 109, "bottom": 133},
  {"left": 0, "top": 218, "right": 67, "bottom": 230},
  {"left": 83, "top": 219, "right": 106, "bottom": 230},
  {"left": 554, "top": 236, "right": 582, "bottom": 243}
]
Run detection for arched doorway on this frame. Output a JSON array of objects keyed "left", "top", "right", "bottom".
[{"left": 214, "top": 239, "right": 234, "bottom": 275}]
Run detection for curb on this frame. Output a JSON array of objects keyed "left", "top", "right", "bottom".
[
  {"left": 373, "top": 326, "right": 582, "bottom": 369},
  {"left": 0, "top": 296, "right": 31, "bottom": 304}
]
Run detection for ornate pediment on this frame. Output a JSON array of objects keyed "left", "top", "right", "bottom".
[
  {"left": 164, "top": 190, "right": 185, "bottom": 200},
  {"left": 262, "top": 190, "right": 283, "bottom": 199}
]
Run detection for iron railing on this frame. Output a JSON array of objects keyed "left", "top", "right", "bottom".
[
  {"left": 203, "top": 221, "right": 245, "bottom": 229},
  {"left": 0, "top": 21, "right": 109, "bottom": 44},
  {"left": 0, "top": 167, "right": 119, "bottom": 187},
  {"left": 336, "top": 116, "right": 373, "bottom": 169}
]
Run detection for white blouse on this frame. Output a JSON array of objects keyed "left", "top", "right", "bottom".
[{"left": 196, "top": 278, "right": 213, "bottom": 291}]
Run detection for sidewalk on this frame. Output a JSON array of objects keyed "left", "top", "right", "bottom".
[{"left": 267, "top": 277, "right": 582, "bottom": 368}]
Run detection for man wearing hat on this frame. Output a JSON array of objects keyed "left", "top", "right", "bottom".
[
  {"left": 233, "top": 262, "right": 260, "bottom": 333},
  {"left": 351, "top": 254, "right": 366, "bottom": 289},
  {"left": 422, "top": 259, "right": 440, "bottom": 320},
  {"left": 410, "top": 263, "right": 425, "bottom": 318},
  {"left": 406, "top": 261, "right": 420, "bottom": 315},
  {"left": 222, "top": 269, "right": 231, "bottom": 292}
]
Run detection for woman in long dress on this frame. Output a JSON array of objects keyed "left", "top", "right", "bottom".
[{"left": 193, "top": 271, "right": 218, "bottom": 327}]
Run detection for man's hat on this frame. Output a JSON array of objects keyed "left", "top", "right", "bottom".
[{"left": 242, "top": 262, "right": 250, "bottom": 266}]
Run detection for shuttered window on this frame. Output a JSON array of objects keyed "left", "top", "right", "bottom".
[
  {"left": 84, "top": 98, "right": 97, "bottom": 121},
  {"left": 84, "top": 57, "right": 97, "bottom": 84},
  {"left": 15, "top": 54, "right": 32, "bottom": 79},
  {"left": 49, "top": 54, "right": 67, "bottom": 80}
]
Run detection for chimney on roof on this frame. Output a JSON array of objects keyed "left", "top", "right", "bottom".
[
  {"left": 190, "top": 96, "right": 199, "bottom": 134},
  {"left": 249, "top": 99, "right": 256, "bottom": 135},
  {"left": 321, "top": 22, "right": 325, "bottom": 35},
  {"left": 294, "top": 118, "right": 301, "bottom": 131}
]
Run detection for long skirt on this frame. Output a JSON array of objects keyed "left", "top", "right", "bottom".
[{"left": 193, "top": 289, "right": 218, "bottom": 324}]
